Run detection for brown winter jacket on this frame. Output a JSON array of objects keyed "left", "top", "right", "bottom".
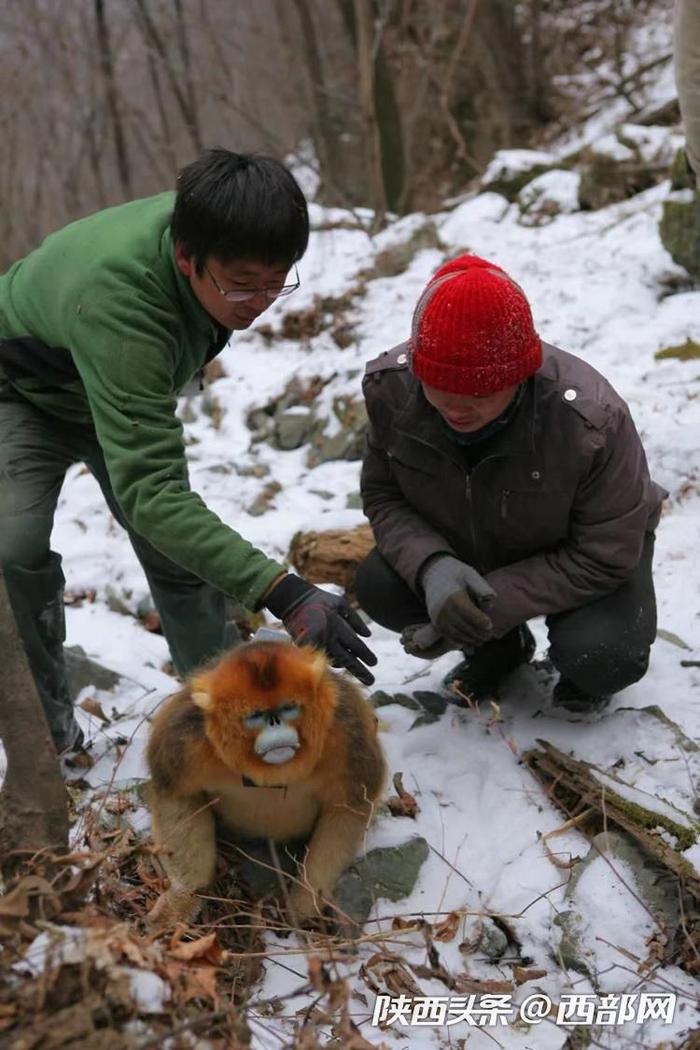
[{"left": 360, "top": 342, "right": 666, "bottom": 638}]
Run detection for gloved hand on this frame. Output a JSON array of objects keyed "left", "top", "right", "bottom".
[
  {"left": 400, "top": 622, "right": 458, "bottom": 660},
  {"left": 421, "top": 556, "right": 495, "bottom": 649},
  {"left": 264, "top": 574, "right": 377, "bottom": 686}
]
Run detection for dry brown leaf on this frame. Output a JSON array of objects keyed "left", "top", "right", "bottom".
[
  {"left": 387, "top": 795, "right": 417, "bottom": 818},
  {"left": 0, "top": 876, "right": 62, "bottom": 935},
  {"left": 388, "top": 772, "right": 418, "bottom": 819},
  {"left": 512, "top": 965, "right": 547, "bottom": 985},
  {"left": 168, "top": 931, "right": 225, "bottom": 966},
  {"left": 433, "top": 912, "right": 460, "bottom": 942},
  {"left": 163, "top": 960, "right": 219, "bottom": 1004},
  {"left": 78, "top": 696, "right": 111, "bottom": 723},
  {"left": 360, "top": 952, "right": 423, "bottom": 998},
  {"left": 63, "top": 748, "right": 94, "bottom": 770},
  {"left": 390, "top": 916, "right": 417, "bottom": 931},
  {"left": 141, "top": 611, "right": 162, "bottom": 633}
]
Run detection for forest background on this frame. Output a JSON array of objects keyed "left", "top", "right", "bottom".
[{"left": 0, "top": 0, "right": 672, "bottom": 265}]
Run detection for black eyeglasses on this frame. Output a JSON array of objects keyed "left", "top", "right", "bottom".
[{"left": 205, "top": 264, "right": 300, "bottom": 303}]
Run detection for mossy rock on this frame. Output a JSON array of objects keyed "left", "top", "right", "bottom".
[
  {"left": 670, "top": 147, "right": 697, "bottom": 192},
  {"left": 579, "top": 153, "right": 657, "bottom": 210},
  {"left": 659, "top": 194, "right": 700, "bottom": 278},
  {"left": 655, "top": 338, "right": 700, "bottom": 362}
]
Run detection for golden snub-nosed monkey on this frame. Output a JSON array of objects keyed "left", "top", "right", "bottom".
[{"left": 146, "top": 640, "right": 386, "bottom": 928}]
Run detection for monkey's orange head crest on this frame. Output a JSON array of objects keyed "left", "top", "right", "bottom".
[{"left": 190, "top": 641, "right": 338, "bottom": 785}]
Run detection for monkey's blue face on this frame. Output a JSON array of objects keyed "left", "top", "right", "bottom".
[{"left": 244, "top": 703, "right": 302, "bottom": 765}]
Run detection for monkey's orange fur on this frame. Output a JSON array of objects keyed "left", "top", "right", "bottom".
[{"left": 146, "top": 641, "right": 386, "bottom": 929}]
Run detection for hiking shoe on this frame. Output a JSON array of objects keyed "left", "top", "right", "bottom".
[
  {"left": 442, "top": 623, "right": 536, "bottom": 703},
  {"left": 551, "top": 678, "right": 611, "bottom": 715}
]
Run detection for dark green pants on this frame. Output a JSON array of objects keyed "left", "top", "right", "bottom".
[{"left": 0, "top": 379, "right": 233, "bottom": 750}]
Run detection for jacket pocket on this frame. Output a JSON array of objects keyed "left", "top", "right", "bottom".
[{"left": 498, "top": 487, "right": 571, "bottom": 544}]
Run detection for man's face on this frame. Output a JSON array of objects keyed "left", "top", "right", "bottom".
[
  {"left": 175, "top": 243, "right": 292, "bottom": 330},
  {"left": 421, "top": 382, "right": 518, "bottom": 433}
]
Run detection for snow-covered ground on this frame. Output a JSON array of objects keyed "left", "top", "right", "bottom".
[
  {"left": 7, "top": 17, "right": 700, "bottom": 1044},
  {"left": 48, "top": 162, "right": 700, "bottom": 1047}
]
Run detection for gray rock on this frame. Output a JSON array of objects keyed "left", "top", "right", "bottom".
[
  {"left": 275, "top": 408, "right": 319, "bottom": 451},
  {"left": 334, "top": 837, "right": 430, "bottom": 926},
  {"left": 552, "top": 910, "right": 594, "bottom": 980},
  {"left": 64, "top": 645, "right": 122, "bottom": 699},
  {"left": 659, "top": 191, "right": 700, "bottom": 279},
  {"left": 247, "top": 481, "right": 282, "bottom": 517},
  {"left": 369, "top": 689, "right": 448, "bottom": 728},
  {"left": 578, "top": 132, "right": 666, "bottom": 210},
  {"left": 104, "top": 585, "right": 133, "bottom": 617},
  {"left": 345, "top": 492, "right": 363, "bottom": 510},
  {"left": 306, "top": 397, "right": 368, "bottom": 467},
  {"left": 136, "top": 594, "right": 156, "bottom": 620},
  {"left": 475, "top": 918, "right": 509, "bottom": 961}
]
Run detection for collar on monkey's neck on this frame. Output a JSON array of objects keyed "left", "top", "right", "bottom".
[{"left": 242, "top": 774, "right": 287, "bottom": 792}]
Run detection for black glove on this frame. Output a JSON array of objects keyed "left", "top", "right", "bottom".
[
  {"left": 265, "top": 574, "right": 377, "bottom": 686},
  {"left": 421, "top": 556, "right": 494, "bottom": 649}
]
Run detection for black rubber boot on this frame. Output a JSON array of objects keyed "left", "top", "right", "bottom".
[
  {"left": 442, "top": 624, "right": 536, "bottom": 703},
  {"left": 551, "top": 678, "right": 611, "bottom": 715}
]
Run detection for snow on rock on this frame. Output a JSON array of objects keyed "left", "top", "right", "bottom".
[
  {"left": 482, "top": 148, "right": 556, "bottom": 185},
  {"left": 518, "top": 169, "right": 582, "bottom": 221}
]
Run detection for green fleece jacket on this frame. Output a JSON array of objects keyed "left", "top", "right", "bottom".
[{"left": 0, "top": 192, "right": 285, "bottom": 609}]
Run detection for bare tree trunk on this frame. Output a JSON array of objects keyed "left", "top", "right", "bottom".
[
  {"left": 95, "top": 0, "right": 133, "bottom": 198},
  {"left": 132, "top": 0, "right": 204, "bottom": 155},
  {"left": 146, "top": 48, "right": 178, "bottom": 176},
  {"left": 288, "top": 0, "right": 342, "bottom": 200},
  {"left": 528, "top": 0, "right": 552, "bottom": 123},
  {"left": 174, "top": 0, "right": 199, "bottom": 142},
  {"left": 0, "top": 574, "right": 69, "bottom": 877},
  {"left": 353, "top": 0, "right": 387, "bottom": 227}
]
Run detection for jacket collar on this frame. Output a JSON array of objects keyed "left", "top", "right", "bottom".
[
  {"left": 163, "top": 227, "right": 225, "bottom": 342},
  {"left": 394, "top": 372, "right": 538, "bottom": 459}
]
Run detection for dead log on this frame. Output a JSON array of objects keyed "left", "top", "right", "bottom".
[
  {"left": 523, "top": 739, "right": 700, "bottom": 902},
  {"left": 288, "top": 523, "right": 375, "bottom": 592},
  {"left": 0, "top": 572, "right": 69, "bottom": 875}
]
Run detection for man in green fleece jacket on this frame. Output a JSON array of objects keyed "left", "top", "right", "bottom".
[{"left": 0, "top": 149, "right": 376, "bottom": 753}]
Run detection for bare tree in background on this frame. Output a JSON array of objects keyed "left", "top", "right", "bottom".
[
  {"left": 95, "top": 0, "right": 133, "bottom": 198},
  {"left": 0, "top": 0, "right": 668, "bottom": 266}
]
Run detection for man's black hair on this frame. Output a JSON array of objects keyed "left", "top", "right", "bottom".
[{"left": 171, "top": 149, "right": 309, "bottom": 273}]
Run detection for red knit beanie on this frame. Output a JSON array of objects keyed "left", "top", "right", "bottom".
[{"left": 409, "top": 254, "right": 542, "bottom": 395}]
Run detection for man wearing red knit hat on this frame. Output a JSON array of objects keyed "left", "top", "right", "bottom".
[{"left": 356, "top": 254, "right": 666, "bottom": 713}]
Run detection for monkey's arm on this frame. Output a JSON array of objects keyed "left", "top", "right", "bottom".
[
  {"left": 289, "top": 799, "right": 372, "bottom": 925},
  {"left": 148, "top": 789, "right": 217, "bottom": 928}
]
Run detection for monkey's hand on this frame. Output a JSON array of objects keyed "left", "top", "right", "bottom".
[
  {"left": 287, "top": 884, "right": 328, "bottom": 928},
  {"left": 400, "top": 623, "right": 459, "bottom": 660},
  {"left": 147, "top": 883, "right": 201, "bottom": 931},
  {"left": 264, "top": 574, "right": 377, "bottom": 686}
]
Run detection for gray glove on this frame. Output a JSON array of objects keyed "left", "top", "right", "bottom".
[{"left": 421, "top": 556, "right": 495, "bottom": 648}]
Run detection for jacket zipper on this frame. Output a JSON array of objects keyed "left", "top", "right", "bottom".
[
  {"left": 501, "top": 489, "right": 510, "bottom": 518},
  {"left": 465, "top": 471, "right": 480, "bottom": 567}
]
